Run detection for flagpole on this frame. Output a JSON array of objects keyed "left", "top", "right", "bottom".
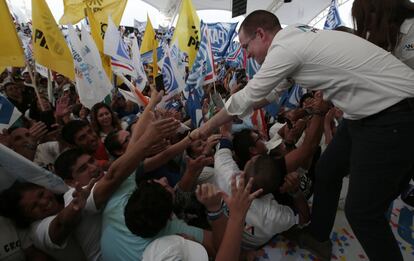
[
  {"left": 47, "top": 69, "right": 54, "bottom": 104},
  {"left": 26, "top": 61, "right": 46, "bottom": 111}
]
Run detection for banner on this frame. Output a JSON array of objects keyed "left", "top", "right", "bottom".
[
  {"left": 32, "top": 0, "right": 75, "bottom": 80},
  {"left": 184, "top": 22, "right": 217, "bottom": 127},
  {"left": 324, "top": 0, "right": 343, "bottom": 30},
  {"left": 0, "top": 94, "right": 22, "bottom": 130},
  {"left": 0, "top": 144, "right": 68, "bottom": 193},
  {"left": 0, "top": 0, "right": 25, "bottom": 67},
  {"left": 59, "top": 0, "right": 127, "bottom": 26},
  {"left": 141, "top": 15, "right": 159, "bottom": 77},
  {"left": 134, "top": 19, "right": 146, "bottom": 33},
  {"left": 86, "top": 8, "right": 112, "bottom": 79},
  {"left": 104, "top": 16, "right": 136, "bottom": 78},
  {"left": 246, "top": 57, "right": 261, "bottom": 80},
  {"left": 206, "top": 22, "right": 238, "bottom": 61},
  {"left": 67, "top": 24, "right": 112, "bottom": 109},
  {"left": 130, "top": 36, "right": 148, "bottom": 91},
  {"left": 172, "top": 0, "right": 201, "bottom": 69},
  {"left": 225, "top": 41, "right": 246, "bottom": 68}
]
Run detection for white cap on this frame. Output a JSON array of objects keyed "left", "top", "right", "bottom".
[
  {"left": 265, "top": 134, "right": 283, "bottom": 152},
  {"left": 143, "top": 235, "right": 208, "bottom": 261}
]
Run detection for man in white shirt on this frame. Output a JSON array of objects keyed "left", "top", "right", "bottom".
[{"left": 191, "top": 10, "right": 414, "bottom": 261}]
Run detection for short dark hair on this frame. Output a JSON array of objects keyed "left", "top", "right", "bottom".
[
  {"left": 104, "top": 130, "right": 122, "bottom": 158},
  {"left": 54, "top": 148, "right": 85, "bottom": 180},
  {"left": 61, "top": 120, "right": 89, "bottom": 145},
  {"left": 124, "top": 181, "right": 173, "bottom": 238},
  {"left": 245, "top": 155, "right": 286, "bottom": 195},
  {"left": 233, "top": 129, "right": 256, "bottom": 169},
  {"left": 239, "top": 10, "right": 281, "bottom": 36},
  {"left": 0, "top": 182, "right": 63, "bottom": 228}
]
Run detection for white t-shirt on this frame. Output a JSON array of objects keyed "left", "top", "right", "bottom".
[
  {"left": 0, "top": 216, "right": 25, "bottom": 261},
  {"left": 213, "top": 147, "right": 298, "bottom": 249},
  {"left": 28, "top": 216, "right": 86, "bottom": 261},
  {"left": 63, "top": 185, "right": 102, "bottom": 261},
  {"left": 226, "top": 24, "right": 414, "bottom": 120},
  {"left": 29, "top": 185, "right": 101, "bottom": 261},
  {"left": 394, "top": 17, "right": 414, "bottom": 69}
]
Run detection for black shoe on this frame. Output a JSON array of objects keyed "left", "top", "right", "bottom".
[{"left": 298, "top": 229, "right": 332, "bottom": 261}]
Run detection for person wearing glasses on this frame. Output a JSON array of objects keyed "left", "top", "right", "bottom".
[{"left": 190, "top": 9, "right": 414, "bottom": 261}]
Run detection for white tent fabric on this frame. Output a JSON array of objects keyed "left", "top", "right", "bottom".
[{"left": 141, "top": 0, "right": 332, "bottom": 26}]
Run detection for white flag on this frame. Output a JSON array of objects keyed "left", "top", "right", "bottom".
[
  {"left": 67, "top": 24, "right": 112, "bottom": 109},
  {"left": 104, "top": 16, "right": 137, "bottom": 78},
  {"left": 131, "top": 36, "right": 148, "bottom": 91},
  {"left": 0, "top": 144, "right": 68, "bottom": 193}
]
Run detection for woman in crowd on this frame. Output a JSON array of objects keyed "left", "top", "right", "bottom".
[
  {"left": 352, "top": 0, "right": 414, "bottom": 68},
  {"left": 90, "top": 102, "right": 124, "bottom": 141}
]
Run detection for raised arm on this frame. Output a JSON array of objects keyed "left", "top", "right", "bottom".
[
  {"left": 93, "top": 117, "right": 179, "bottom": 209},
  {"left": 49, "top": 179, "right": 95, "bottom": 245}
]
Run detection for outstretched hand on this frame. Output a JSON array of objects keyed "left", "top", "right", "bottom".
[
  {"left": 71, "top": 178, "right": 96, "bottom": 211},
  {"left": 221, "top": 173, "right": 262, "bottom": 219}
]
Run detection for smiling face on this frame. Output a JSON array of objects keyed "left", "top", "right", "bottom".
[
  {"left": 71, "top": 154, "right": 104, "bottom": 186},
  {"left": 19, "top": 187, "right": 62, "bottom": 221},
  {"left": 74, "top": 125, "right": 99, "bottom": 153},
  {"left": 239, "top": 28, "right": 269, "bottom": 65},
  {"left": 97, "top": 107, "right": 112, "bottom": 129}
]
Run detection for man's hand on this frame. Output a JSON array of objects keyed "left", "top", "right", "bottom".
[
  {"left": 202, "top": 134, "right": 221, "bottom": 156},
  {"left": 279, "top": 172, "right": 300, "bottom": 194},
  {"left": 196, "top": 183, "right": 223, "bottom": 212},
  {"left": 29, "top": 121, "right": 48, "bottom": 142},
  {"left": 141, "top": 117, "right": 180, "bottom": 148},
  {"left": 221, "top": 173, "right": 262, "bottom": 218},
  {"left": 186, "top": 155, "right": 214, "bottom": 176},
  {"left": 71, "top": 178, "right": 96, "bottom": 211}
]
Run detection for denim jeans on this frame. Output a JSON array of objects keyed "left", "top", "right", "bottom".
[{"left": 310, "top": 107, "right": 414, "bottom": 261}]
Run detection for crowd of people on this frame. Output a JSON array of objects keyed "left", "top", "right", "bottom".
[{"left": 0, "top": 0, "right": 414, "bottom": 261}]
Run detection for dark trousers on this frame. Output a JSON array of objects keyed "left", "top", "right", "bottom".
[{"left": 310, "top": 105, "right": 414, "bottom": 261}]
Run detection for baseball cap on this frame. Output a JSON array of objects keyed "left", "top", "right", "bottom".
[
  {"left": 265, "top": 134, "right": 283, "bottom": 152},
  {"left": 142, "top": 235, "right": 208, "bottom": 261}
]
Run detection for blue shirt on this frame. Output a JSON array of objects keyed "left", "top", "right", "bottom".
[{"left": 101, "top": 174, "right": 203, "bottom": 261}]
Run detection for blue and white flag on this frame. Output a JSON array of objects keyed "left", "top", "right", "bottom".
[
  {"left": 104, "top": 16, "right": 137, "bottom": 78},
  {"left": 0, "top": 94, "right": 21, "bottom": 130},
  {"left": 131, "top": 36, "right": 148, "bottom": 91},
  {"left": 225, "top": 41, "right": 245, "bottom": 68},
  {"left": 162, "top": 50, "right": 181, "bottom": 96},
  {"left": 247, "top": 58, "right": 261, "bottom": 80},
  {"left": 324, "top": 0, "right": 343, "bottom": 30},
  {"left": 206, "top": 22, "right": 238, "bottom": 61},
  {"left": 184, "top": 22, "right": 216, "bottom": 127},
  {"left": 134, "top": 19, "right": 147, "bottom": 33},
  {"left": 141, "top": 47, "right": 165, "bottom": 65},
  {"left": 279, "top": 83, "right": 305, "bottom": 109}
]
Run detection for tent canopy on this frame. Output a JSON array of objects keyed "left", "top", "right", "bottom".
[{"left": 142, "top": 0, "right": 332, "bottom": 25}]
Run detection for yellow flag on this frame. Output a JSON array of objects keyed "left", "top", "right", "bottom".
[
  {"left": 86, "top": 8, "right": 111, "bottom": 79},
  {"left": 0, "top": 0, "right": 25, "bottom": 67},
  {"left": 172, "top": 0, "right": 200, "bottom": 69},
  {"left": 32, "top": 0, "right": 75, "bottom": 80},
  {"left": 140, "top": 15, "right": 158, "bottom": 77},
  {"left": 59, "top": 0, "right": 127, "bottom": 25}
]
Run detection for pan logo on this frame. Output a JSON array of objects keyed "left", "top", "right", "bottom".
[{"left": 403, "top": 43, "right": 414, "bottom": 51}]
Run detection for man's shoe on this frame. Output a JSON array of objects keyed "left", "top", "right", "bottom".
[{"left": 298, "top": 229, "right": 332, "bottom": 261}]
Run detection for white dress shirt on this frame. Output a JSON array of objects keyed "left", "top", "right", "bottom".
[{"left": 225, "top": 24, "right": 414, "bottom": 120}]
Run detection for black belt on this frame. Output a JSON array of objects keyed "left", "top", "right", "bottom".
[{"left": 382, "top": 97, "right": 414, "bottom": 114}]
